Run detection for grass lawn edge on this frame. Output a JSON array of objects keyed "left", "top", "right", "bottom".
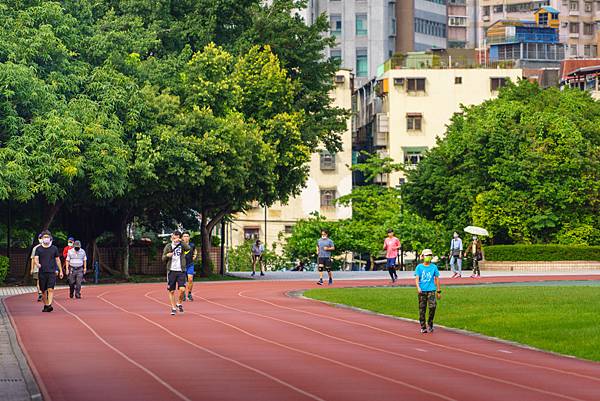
[{"left": 292, "top": 286, "right": 592, "bottom": 363}]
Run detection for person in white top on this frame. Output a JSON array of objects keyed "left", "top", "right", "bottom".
[
  {"left": 66, "top": 240, "right": 87, "bottom": 299},
  {"left": 449, "top": 232, "right": 463, "bottom": 278}
]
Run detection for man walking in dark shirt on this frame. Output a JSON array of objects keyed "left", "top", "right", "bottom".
[{"left": 34, "top": 230, "right": 63, "bottom": 312}]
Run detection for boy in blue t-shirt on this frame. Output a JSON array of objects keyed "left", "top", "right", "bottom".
[{"left": 414, "top": 249, "right": 442, "bottom": 333}]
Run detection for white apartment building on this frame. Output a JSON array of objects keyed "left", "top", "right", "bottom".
[{"left": 229, "top": 70, "right": 353, "bottom": 249}]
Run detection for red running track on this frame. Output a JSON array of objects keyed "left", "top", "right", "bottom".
[{"left": 4, "top": 275, "right": 600, "bottom": 401}]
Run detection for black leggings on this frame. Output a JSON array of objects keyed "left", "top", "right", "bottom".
[{"left": 388, "top": 266, "right": 397, "bottom": 280}]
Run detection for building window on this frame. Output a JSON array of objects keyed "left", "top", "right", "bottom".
[
  {"left": 356, "top": 14, "right": 368, "bottom": 36},
  {"left": 406, "top": 113, "right": 423, "bottom": 131},
  {"left": 493, "top": 5, "right": 504, "bottom": 13},
  {"left": 483, "top": 6, "right": 490, "bottom": 16},
  {"left": 570, "top": 44, "right": 578, "bottom": 56},
  {"left": 330, "top": 49, "right": 342, "bottom": 62},
  {"left": 583, "top": 23, "right": 594, "bottom": 35},
  {"left": 592, "top": 45, "right": 598, "bottom": 58},
  {"left": 244, "top": 228, "right": 260, "bottom": 240},
  {"left": 414, "top": 18, "right": 447, "bottom": 38},
  {"left": 407, "top": 78, "right": 426, "bottom": 92},
  {"left": 569, "top": 1, "right": 579, "bottom": 10},
  {"left": 320, "top": 189, "right": 336, "bottom": 207},
  {"left": 320, "top": 151, "right": 336, "bottom": 170},
  {"left": 490, "top": 77, "right": 508, "bottom": 91},
  {"left": 584, "top": 45, "right": 591, "bottom": 57},
  {"left": 356, "top": 48, "right": 368, "bottom": 77},
  {"left": 538, "top": 13, "right": 548, "bottom": 25},
  {"left": 284, "top": 225, "right": 294, "bottom": 234},
  {"left": 403, "top": 150, "right": 424, "bottom": 166},
  {"left": 455, "top": 76, "right": 463, "bottom": 84},
  {"left": 449, "top": 16, "right": 467, "bottom": 27},
  {"left": 584, "top": 1, "right": 593, "bottom": 11},
  {"left": 330, "top": 14, "right": 342, "bottom": 36},
  {"left": 569, "top": 22, "right": 579, "bottom": 34}
]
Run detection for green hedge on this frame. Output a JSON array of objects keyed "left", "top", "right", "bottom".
[
  {"left": 484, "top": 245, "right": 600, "bottom": 262},
  {"left": 0, "top": 255, "right": 8, "bottom": 283}
]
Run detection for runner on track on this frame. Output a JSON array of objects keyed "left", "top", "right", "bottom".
[
  {"left": 316, "top": 230, "right": 335, "bottom": 286},
  {"left": 34, "top": 231, "right": 63, "bottom": 312},
  {"left": 162, "top": 231, "right": 190, "bottom": 315},
  {"left": 383, "top": 229, "right": 400, "bottom": 283},
  {"left": 182, "top": 232, "right": 197, "bottom": 301}
]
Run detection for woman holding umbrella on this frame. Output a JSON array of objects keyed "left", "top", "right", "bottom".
[{"left": 464, "top": 226, "right": 487, "bottom": 278}]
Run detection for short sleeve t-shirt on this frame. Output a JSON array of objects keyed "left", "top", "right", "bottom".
[
  {"left": 67, "top": 249, "right": 87, "bottom": 268},
  {"left": 170, "top": 243, "right": 183, "bottom": 272},
  {"left": 317, "top": 238, "right": 334, "bottom": 258},
  {"left": 384, "top": 237, "right": 401, "bottom": 258},
  {"left": 30, "top": 244, "right": 41, "bottom": 273},
  {"left": 414, "top": 263, "right": 440, "bottom": 292},
  {"left": 184, "top": 243, "right": 195, "bottom": 267},
  {"left": 35, "top": 245, "right": 60, "bottom": 274},
  {"left": 251, "top": 244, "right": 264, "bottom": 256}
]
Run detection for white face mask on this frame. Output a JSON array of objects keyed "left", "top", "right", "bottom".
[{"left": 42, "top": 238, "right": 52, "bottom": 246}]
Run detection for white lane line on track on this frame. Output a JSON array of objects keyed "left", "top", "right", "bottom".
[
  {"left": 144, "top": 290, "right": 460, "bottom": 401},
  {"left": 55, "top": 299, "right": 192, "bottom": 401},
  {"left": 414, "top": 348, "right": 428, "bottom": 353},
  {"left": 238, "top": 289, "right": 600, "bottom": 384},
  {"left": 97, "top": 291, "right": 327, "bottom": 401},
  {"left": 498, "top": 350, "right": 513, "bottom": 354},
  {"left": 193, "top": 291, "right": 586, "bottom": 401}
]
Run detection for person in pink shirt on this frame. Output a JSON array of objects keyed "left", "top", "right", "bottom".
[{"left": 383, "top": 229, "right": 401, "bottom": 283}]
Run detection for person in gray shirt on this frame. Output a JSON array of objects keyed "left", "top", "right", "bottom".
[{"left": 316, "top": 230, "right": 335, "bottom": 286}]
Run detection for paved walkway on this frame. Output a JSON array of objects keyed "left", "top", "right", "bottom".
[{"left": 3, "top": 275, "right": 600, "bottom": 401}]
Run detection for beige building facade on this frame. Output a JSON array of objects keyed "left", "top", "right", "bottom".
[
  {"left": 229, "top": 70, "right": 354, "bottom": 250},
  {"left": 559, "top": 0, "right": 600, "bottom": 58},
  {"left": 373, "top": 68, "right": 523, "bottom": 187}
]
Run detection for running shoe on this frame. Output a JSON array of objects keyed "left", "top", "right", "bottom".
[
  {"left": 188, "top": 293, "right": 193, "bottom": 301},
  {"left": 47, "top": 305, "right": 53, "bottom": 312},
  {"left": 427, "top": 325, "right": 434, "bottom": 333},
  {"left": 177, "top": 304, "right": 184, "bottom": 313},
  {"left": 75, "top": 294, "right": 81, "bottom": 299},
  {"left": 251, "top": 271, "right": 255, "bottom": 276},
  {"left": 42, "top": 305, "right": 49, "bottom": 312},
  {"left": 328, "top": 278, "right": 333, "bottom": 285},
  {"left": 37, "top": 293, "right": 42, "bottom": 302},
  {"left": 420, "top": 327, "right": 428, "bottom": 334},
  {"left": 260, "top": 272, "right": 265, "bottom": 276},
  {"left": 171, "top": 308, "right": 177, "bottom": 316},
  {"left": 317, "top": 279, "right": 323, "bottom": 285}
]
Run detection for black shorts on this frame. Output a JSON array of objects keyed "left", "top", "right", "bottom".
[
  {"left": 39, "top": 272, "right": 57, "bottom": 292},
  {"left": 318, "top": 257, "right": 332, "bottom": 272},
  {"left": 167, "top": 271, "right": 187, "bottom": 291}
]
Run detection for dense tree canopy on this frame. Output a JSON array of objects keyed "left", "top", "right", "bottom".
[
  {"left": 0, "top": 0, "right": 347, "bottom": 276},
  {"left": 403, "top": 80, "right": 600, "bottom": 245}
]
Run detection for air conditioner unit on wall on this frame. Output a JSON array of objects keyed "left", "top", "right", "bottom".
[
  {"left": 393, "top": 78, "right": 405, "bottom": 86},
  {"left": 335, "top": 75, "right": 345, "bottom": 84}
]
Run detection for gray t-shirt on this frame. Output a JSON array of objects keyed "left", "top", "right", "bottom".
[
  {"left": 317, "top": 238, "right": 334, "bottom": 258},
  {"left": 67, "top": 249, "right": 87, "bottom": 268}
]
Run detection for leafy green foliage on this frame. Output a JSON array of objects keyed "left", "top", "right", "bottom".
[
  {"left": 484, "top": 245, "right": 600, "bottom": 261},
  {"left": 0, "top": 255, "right": 8, "bottom": 282},
  {"left": 403, "top": 80, "right": 600, "bottom": 245}
]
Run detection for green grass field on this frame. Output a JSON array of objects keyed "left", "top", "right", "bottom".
[{"left": 304, "top": 285, "right": 600, "bottom": 362}]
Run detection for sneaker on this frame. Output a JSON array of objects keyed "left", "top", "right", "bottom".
[
  {"left": 75, "top": 294, "right": 81, "bottom": 299},
  {"left": 328, "top": 278, "right": 333, "bottom": 285},
  {"left": 427, "top": 325, "right": 434, "bottom": 333},
  {"left": 470, "top": 274, "right": 477, "bottom": 278},
  {"left": 317, "top": 279, "right": 323, "bottom": 286},
  {"left": 177, "top": 304, "right": 184, "bottom": 313},
  {"left": 260, "top": 272, "right": 265, "bottom": 276},
  {"left": 188, "top": 293, "right": 193, "bottom": 301},
  {"left": 37, "top": 293, "right": 42, "bottom": 302},
  {"left": 182, "top": 295, "right": 186, "bottom": 302},
  {"left": 47, "top": 305, "right": 53, "bottom": 312},
  {"left": 171, "top": 308, "right": 177, "bottom": 316},
  {"left": 451, "top": 273, "right": 457, "bottom": 278},
  {"left": 42, "top": 305, "right": 49, "bottom": 312},
  {"left": 251, "top": 271, "right": 255, "bottom": 276},
  {"left": 420, "top": 327, "right": 428, "bottom": 334},
  {"left": 69, "top": 292, "right": 74, "bottom": 299}
]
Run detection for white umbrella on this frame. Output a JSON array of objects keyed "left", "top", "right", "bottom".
[{"left": 464, "top": 226, "right": 489, "bottom": 236}]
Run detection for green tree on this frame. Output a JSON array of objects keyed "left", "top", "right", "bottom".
[{"left": 403, "top": 80, "right": 600, "bottom": 244}]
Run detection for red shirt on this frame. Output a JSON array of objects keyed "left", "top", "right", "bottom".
[
  {"left": 384, "top": 237, "right": 401, "bottom": 258},
  {"left": 62, "top": 245, "right": 73, "bottom": 259}
]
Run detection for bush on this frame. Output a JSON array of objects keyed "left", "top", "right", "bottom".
[
  {"left": 0, "top": 255, "right": 8, "bottom": 283},
  {"left": 485, "top": 245, "right": 600, "bottom": 262},
  {"left": 228, "top": 241, "right": 292, "bottom": 271}
]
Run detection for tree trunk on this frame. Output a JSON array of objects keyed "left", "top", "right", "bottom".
[
  {"left": 199, "top": 213, "right": 212, "bottom": 277},
  {"left": 119, "top": 210, "right": 132, "bottom": 279}
]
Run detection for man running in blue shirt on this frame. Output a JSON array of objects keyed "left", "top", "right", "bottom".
[{"left": 414, "top": 249, "right": 441, "bottom": 333}]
